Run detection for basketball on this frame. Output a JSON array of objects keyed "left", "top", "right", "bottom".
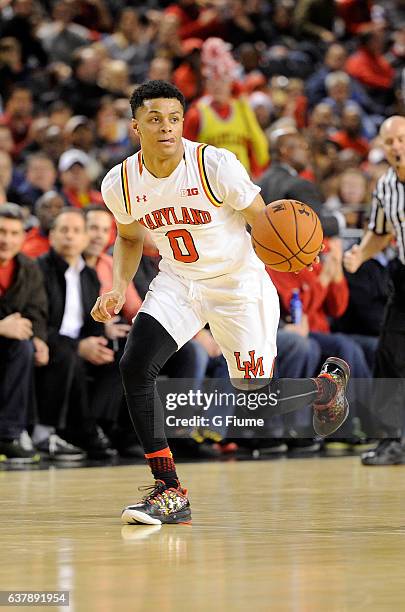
[{"left": 251, "top": 199, "right": 323, "bottom": 272}]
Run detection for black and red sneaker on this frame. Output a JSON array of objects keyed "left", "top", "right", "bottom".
[
  {"left": 313, "top": 357, "right": 350, "bottom": 437},
  {"left": 121, "top": 480, "right": 191, "bottom": 525}
]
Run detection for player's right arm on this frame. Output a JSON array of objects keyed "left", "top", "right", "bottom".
[
  {"left": 343, "top": 231, "right": 393, "bottom": 273},
  {"left": 91, "top": 162, "right": 146, "bottom": 322},
  {"left": 91, "top": 220, "right": 145, "bottom": 322}
]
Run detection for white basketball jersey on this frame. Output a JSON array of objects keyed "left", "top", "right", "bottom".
[{"left": 101, "top": 137, "right": 263, "bottom": 280}]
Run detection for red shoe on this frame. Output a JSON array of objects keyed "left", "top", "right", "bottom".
[{"left": 313, "top": 357, "right": 350, "bottom": 437}]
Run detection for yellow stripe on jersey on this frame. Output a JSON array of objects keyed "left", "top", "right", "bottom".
[
  {"left": 120, "top": 159, "right": 131, "bottom": 215},
  {"left": 137, "top": 151, "right": 143, "bottom": 175},
  {"left": 197, "top": 144, "right": 223, "bottom": 208}
]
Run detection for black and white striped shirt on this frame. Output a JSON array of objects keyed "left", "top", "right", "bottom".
[{"left": 369, "top": 166, "right": 405, "bottom": 264}]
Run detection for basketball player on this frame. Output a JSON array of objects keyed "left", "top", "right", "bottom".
[{"left": 91, "top": 81, "right": 350, "bottom": 525}]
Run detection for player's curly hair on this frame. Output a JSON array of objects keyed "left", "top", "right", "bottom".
[{"left": 129, "top": 80, "right": 186, "bottom": 118}]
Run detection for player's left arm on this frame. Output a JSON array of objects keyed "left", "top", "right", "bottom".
[{"left": 240, "top": 193, "right": 266, "bottom": 228}]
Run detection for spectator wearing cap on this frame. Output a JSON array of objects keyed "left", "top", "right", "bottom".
[
  {"left": 184, "top": 38, "right": 269, "bottom": 177},
  {"left": 0, "top": 203, "right": 48, "bottom": 464},
  {"left": 22, "top": 191, "right": 65, "bottom": 259},
  {"left": 59, "top": 148, "right": 103, "bottom": 209},
  {"left": 64, "top": 115, "right": 103, "bottom": 179},
  {"left": 249, "top": 92, "right": 273, "bottom": 131}
]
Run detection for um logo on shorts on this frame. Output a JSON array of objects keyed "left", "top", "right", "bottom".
[
  {"left": 234, "top": 351, "right": 264, "bottom": 379},
  {"left": 136, "top": 195, "right": 148, "bottom": 203}
]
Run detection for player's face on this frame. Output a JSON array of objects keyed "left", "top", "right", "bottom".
[
  {"left": 381, "top": 118, "right": 405, "bottom": 169},
  {"left": 132, "top": 98, "right": 184, "bottom": 158}
]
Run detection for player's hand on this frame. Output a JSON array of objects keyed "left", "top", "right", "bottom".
[
  {"left": 0, "top": 312, "right": 33, "bottom": 340},
  {"left": 33, "top": 336, "right": 49, "bottom": 367},
  {"left": 104, "top": 316, "right": 131, "bottom": 340},
  {"left": 78, "top": 336, "right": 115, "bottom": 365},
  {"left": 343, "top": 244, "right": 363, "bottom": 273},
  {"left": 91, "top": 290, "right": 126, "bottom": 322},
  {"left": 295, "top": 244, "right": 324, "bottom": 273}
]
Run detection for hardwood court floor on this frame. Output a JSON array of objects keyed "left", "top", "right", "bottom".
[{"left": 1, "top": 457, "right": 405, "bottom": 612}]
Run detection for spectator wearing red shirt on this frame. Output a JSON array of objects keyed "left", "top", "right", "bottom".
[
  {"left": 22, "top": 191, "right": 65, "bottom": 259},
  {"left": 345, "top": 26, "right": 395, "bottom": 102},
  {"left": 330, "top": 104, "right": 370, "bottom": 159},
  {"left": 183, "top": 38, "right": 269, "bottom": 177},
  {"left": 0, "top": 86, "right": 33, "bottom": 159},
  {"left": 165, "top": 0, "right": 224, "bottom": 40},
  {"left": 58, "top": 149, "right": 103, "bottom": 209},
  {"left": 267, "top": 238, "right": 372, "bottom": 379},
  {"left": 0, "top": 204, "right": 48, "bottom": 463}
]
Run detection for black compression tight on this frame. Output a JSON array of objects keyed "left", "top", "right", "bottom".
[{"left": 119, "top": 313, "right": 320, "bottom": 454}]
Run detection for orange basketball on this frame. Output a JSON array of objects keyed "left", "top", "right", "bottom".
[{"left": 251, "top": 199, "right": 323, "bottom": 272}]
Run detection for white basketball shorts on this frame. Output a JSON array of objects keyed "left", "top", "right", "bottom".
[{"left": 138, "top": 263, "right": 280, "bottom": 381}]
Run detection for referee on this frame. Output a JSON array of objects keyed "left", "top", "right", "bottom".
[{"left": 344, "top": 115, "right": 405, "bottom": 465}]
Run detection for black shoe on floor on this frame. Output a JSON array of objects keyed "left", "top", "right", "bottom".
[
  {"left": 36, "top": 434, "right": 86, "bottom": 461},
  {"left": 313, "top": 357, "right": 350, "bottom": 437},
  {"left": 78, "top": 426, "right": 118, "bottom": 460},
  {"left": 361, "top": 439, "right": 405, "bottom": 465},
  {"left": 0, "top": 439, "right": 40, "bottom": 464}
]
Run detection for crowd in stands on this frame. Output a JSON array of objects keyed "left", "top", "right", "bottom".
[{"left": 0, "top": 0, "right": 402, "bottom": 463}]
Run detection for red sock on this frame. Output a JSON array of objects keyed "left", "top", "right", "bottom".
[{"left": 145, "top": 447, "right": 179, "bottom": 488}]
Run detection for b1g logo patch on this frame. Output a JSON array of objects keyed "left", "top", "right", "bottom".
[
  {"left": 180, "top": 188, "right": 199, "bottom": 197},
  {"left": 234, "top": 351, "right": 264, "bottom": 379}
]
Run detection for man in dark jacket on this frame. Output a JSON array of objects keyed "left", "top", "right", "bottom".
[
  {"left": 34, "top": 208, "right": 118, "bottom": 460},
  {"left": 259, "top": 129, "right": 342, "bottom": 237},
  {"left": 0, "top": 204, "right": 48, "bottom": 463}
]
